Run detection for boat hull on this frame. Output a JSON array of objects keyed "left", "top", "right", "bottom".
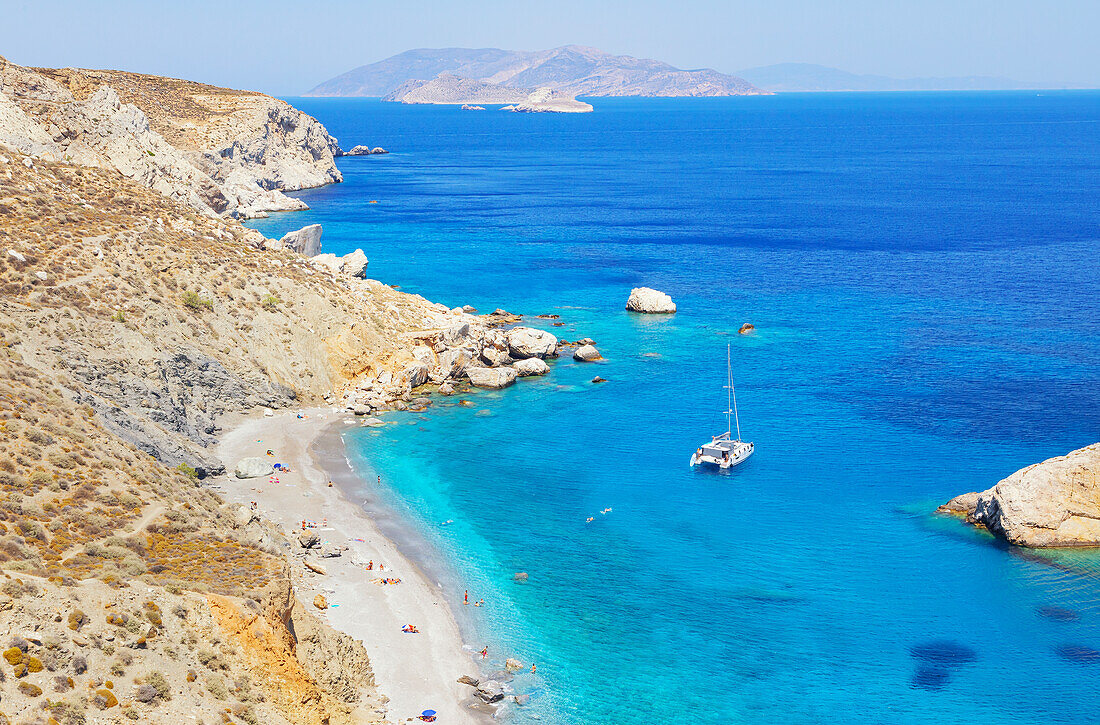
[{"left": 690, "top": 443, "right": 753, "bottom": 469}]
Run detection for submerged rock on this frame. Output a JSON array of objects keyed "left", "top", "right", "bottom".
[
  {"left": 625, "top": 287, "right": 676, "bottom": 314},
  {"left": 1056, "top": 644, "right": 1100, "bottom": 663},
  {"left": 234, "top": 457, "right": 271, "bottom": 479},
  {"left": 938, "top": 443, "right": 1100, "bottom": 546}
]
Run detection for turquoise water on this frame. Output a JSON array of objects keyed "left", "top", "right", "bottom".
[{"left": 249, "top": 94, "right": 1100, "bottom": 723}]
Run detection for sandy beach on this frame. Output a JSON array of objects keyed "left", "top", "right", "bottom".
[{"left": 217, "top": 408, "right": 483, "bottom": 724}]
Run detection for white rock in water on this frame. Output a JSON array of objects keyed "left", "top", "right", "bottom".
[
  {"left": 279, "top": 224, "right": 323, "bottom": 256},
  {"left": 626, "top": 287, "right": 676, "bottom": 314},
  {"left": 573, "top": 344, "right": 602, "bottom": 361},
  {"left": 505, "top": 327, "right": 558, "bottom": 359},
  {"left": 939, "top": 443, "right": 1100, "bottom": 547},
  {"left": 234, "top": 457, "right": 272, "bottom": 479},
  {"left": 466, "top": 366, "right": 517, "bottom": 389},
  {"left": 513, "top": 358, "right": 549, "bottom": 377}
]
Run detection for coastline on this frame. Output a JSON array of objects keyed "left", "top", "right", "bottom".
[{"left": 216, "top": 408, "right": 486, "bottom": 724}]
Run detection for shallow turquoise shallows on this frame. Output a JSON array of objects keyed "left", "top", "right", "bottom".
[{"left": 248, "top": 93, "right": 1100, "bottom": 724}]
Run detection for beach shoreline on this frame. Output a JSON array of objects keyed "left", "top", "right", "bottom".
[{"left": 216, "top": 408, "right": 490, "bottom": 724}]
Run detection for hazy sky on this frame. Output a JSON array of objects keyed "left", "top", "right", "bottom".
[{"left": 3, "top": 0, "right": 1098, "bottom": 94}]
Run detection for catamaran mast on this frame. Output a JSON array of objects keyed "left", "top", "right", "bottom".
[{"left": 725, "top": 343, "right": 742, "bottom": 441}]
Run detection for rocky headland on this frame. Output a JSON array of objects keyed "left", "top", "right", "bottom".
[
  {"left": 938, "top": 443, "right": 1100, "bottom": 547},
  {"left": 384, "top": 73, "right": 592, "bottom": 113},
  {"left": 1, "top": 55, "right": 384, "bottom": 219},
  {"left": 0, "top": 52, "right": 581, "bottom": 723}
]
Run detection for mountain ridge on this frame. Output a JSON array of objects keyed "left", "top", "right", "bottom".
[
  {"left": 736, "top": 62, "right": 1057, "bottom": 92},
  {"left": 307, "top": 45, "right": 766, "bottom": 98}
]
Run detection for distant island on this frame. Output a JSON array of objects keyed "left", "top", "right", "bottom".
[
  {"left": 306, "top": 45, "right": 767, "bottom": 98},
  {"left": 735, "top": 63, "right": 1054, "bottom": 92},
  {"left": 382, "top": 73, "right": 593, "bottom": 112}
]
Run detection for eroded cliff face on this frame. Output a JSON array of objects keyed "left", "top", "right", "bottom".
[
  {"left": 1, "top": 55, "right": 343, "bottom": 219},
  {"left": 938, "top": 443, "right": 1100, "bottom": 547}
]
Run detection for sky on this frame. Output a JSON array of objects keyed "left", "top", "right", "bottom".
[{"left": 2, "top": 0, "right": 1098, "bottom": 95}]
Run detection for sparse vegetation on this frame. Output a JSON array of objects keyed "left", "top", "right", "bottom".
[
  {"left": 181, "top": 290, "right": 213, "bottom": 311},
  {"left": 261, "top": 294, "right": 281, "bottom": 311}
]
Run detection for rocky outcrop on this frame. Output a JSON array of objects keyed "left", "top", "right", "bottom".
[
  {"left": 938, "top": 443, "right": 1100, "bottom": 547},
  {"left": 340, "top": 145, "right": 386, "bottom": 156},
  {"left": 467, "top": 366, "right": 517, "bottom": 389},
  {"left": 0, "top": 89, "right": 58, "bottom": 158},
  {"left": 506, "top": 327, "right": 558, "bottom": 359},
  {"left": 279, "top": 224, "right": 323, "bottom": 256},
  {"left": 504, "top": 87, "right": 593, "bottom": 114},
  {"left": 384, "top": 73, "right": 592, "bottom": 112},
  {"left": 626, "top": 287, "right": 677, "bottom": 314}
]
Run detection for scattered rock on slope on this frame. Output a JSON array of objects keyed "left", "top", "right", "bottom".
[{"left": 279, "top": 224, "right": 323, "bottom": 256}]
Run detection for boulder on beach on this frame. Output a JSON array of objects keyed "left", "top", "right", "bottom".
[
  {"left": 466, "top": 367, "right": 517, "bottom": 389},
  {"left": 279, "top": 224, "right": 323, "bottom": 257},
  {"left": 513, "top": 358, "right": 549, "bottom": 377},
  {"left": 506, "top": 327, "right": 558, "bottom": 359},
  {"left": 626, "top": 287, "right": 676, "bottom": 314},
  {"left": 234, "top": 457, "right": 272, "bottom": 479},
  {"left": 937, "top": 442, "right": 1100, "bottom": 546},
  {"left": 298, "top": 530, "right": 321, "bottom": 549},
  {"left": 313, "top": 594, "right": 328, "bottom": 610},
  {"left": 573, "top": 344, "right": 602, "bottom": 361},
  {"left": 457, "top": 675, "right": 479, "bottom": 687}
]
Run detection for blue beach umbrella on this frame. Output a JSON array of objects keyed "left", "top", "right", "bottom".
[{"left": 421, "top": 711, "right": 436, "bottom": 717}]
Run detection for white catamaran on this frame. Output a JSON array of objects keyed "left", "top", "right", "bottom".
[{"left": 690, "top": 344, "right": 754, "bottom": 469}]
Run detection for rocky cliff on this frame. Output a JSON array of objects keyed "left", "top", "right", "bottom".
[
  {"left": 309, "top": 44, "right": 768, "bottom": 98},
  {"left": 1, "top": 55, "right": 344, "bottom": 218},
  {"left": 938, "top": 443, "right": 1100, "bottom": 547}
]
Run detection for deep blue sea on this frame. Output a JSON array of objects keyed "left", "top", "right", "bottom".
[{"left": 248, "top": 93, "right": 1100, "bottom": 724}]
